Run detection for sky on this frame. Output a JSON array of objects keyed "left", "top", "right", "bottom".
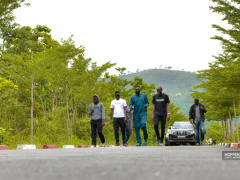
[{"left": 14, "top": 0, "right": 225, "bottom": 74}]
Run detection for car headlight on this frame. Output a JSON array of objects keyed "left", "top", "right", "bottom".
[{"left": 189, "top": 130, "right": 195, "bottom": 134}]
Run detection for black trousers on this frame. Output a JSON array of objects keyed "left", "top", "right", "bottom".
[
  {"left": 113, "top": 117, "right": 126, "bottom": 143},
  {"left": 91, "top": 119, "right": 105, "bottom": 145},
  {"left": 154, "top": 115, "right": 166, "bottom": 143}
]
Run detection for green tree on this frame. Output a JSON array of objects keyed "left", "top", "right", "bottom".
[
  {"left": 1, "top": 38, "right": 82, "bottom": 144},
  {"left": 0, "top": 0, "right": 28, "bottom": 24}
]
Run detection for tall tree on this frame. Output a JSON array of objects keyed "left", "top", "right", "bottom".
[{"left": 0, "top": 0, "right": 28, "bottom": 24}]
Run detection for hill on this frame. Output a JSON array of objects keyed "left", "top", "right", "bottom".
[{"left": 122, "top": 69, "right": 200, "bottom": 115}]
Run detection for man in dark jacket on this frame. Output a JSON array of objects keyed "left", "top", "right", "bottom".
[{"left": 189, "top": 99, "right": 207, "bottom": 146}]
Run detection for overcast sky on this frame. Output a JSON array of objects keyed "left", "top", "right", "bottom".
[{"left": 14, "top": 0, "right": 224, "bottom": 74}]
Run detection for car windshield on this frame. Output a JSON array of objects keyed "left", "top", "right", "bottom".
[{"left": 172, "top": 123, "right": 193, "bottom": 129}]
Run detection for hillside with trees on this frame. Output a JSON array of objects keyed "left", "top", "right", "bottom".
[
  {"left": 122, "top": 69, "right": 200, "bottom": 114},
  {"left": 0, "top": 1, "right": 189, "bottom": 148}
]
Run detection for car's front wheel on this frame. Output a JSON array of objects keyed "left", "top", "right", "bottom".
[{"left": 169, "top": 142, "right": 176, "bottom": 146}]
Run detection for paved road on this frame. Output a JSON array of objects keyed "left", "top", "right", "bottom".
[{"left": 0, "top": 146, "right": 239, "bottom": 180}]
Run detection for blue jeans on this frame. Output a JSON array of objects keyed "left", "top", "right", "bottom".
[{"left": 194, "top": 120, "right": 204, "bottom": 143}]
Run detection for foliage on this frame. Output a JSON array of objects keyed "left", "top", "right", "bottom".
[{"left": 123, "top": 69, "right": 200, "bottom": 114}]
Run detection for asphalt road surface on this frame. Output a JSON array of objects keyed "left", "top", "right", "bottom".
[{"left": 0, "top": 146, "right": 239, "bottom": 180}]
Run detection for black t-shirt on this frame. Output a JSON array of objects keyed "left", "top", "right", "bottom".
[{"left": 152, "top": 93, "right": 170, "bottom": 116}]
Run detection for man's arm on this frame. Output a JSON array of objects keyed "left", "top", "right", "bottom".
[
  {"left": 167, "top": 103, "right": 170, "bottom": 121},
  {"left": 152, "top": 104, "right": 155, "bottom": 120},
  {"left": 124, "top": 106, "right": 127, "bottom": 122},
  {"left": 142, "top": 95, "right": 149, "bottom": 109},
  {"left": 101, "top": 105, "right": 105, "bottom": 126},
  {"left": 201, "top": 105, "right": 207, "bottom": 113},
  {"left": 110, "top": 108, "right": 114, "bottom": 124},
  {"left": 189, "top": 105, "right": 193, "bottom": 124},
  {"left": 145, "top": 95, "right": 149, "bottom": 107},
  {"left": 129, "top": 97, "right": 134, "bottom": 110},
  {"left": 189, "top": 105, "right": 193, "bottom": 120}
]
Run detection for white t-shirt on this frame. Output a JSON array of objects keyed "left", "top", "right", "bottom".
[{"left": 110, "top": 98, "right": 127, "bottom": 118}]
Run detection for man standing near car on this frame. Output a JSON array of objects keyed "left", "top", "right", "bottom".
[
  {"left": 152, "top": 86, "right": 170, "bottom": 146},
  {"left": 110, "top": 91, "right": 127, "bottom": 146},
  {"left": 189, "top": 99, "right": 207, "bottom": 146}
]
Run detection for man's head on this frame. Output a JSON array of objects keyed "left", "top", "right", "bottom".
[
  {"left": 93, "top": 95, "right": 99, "bottom": 104},
  {"left": 157, "top": 86, "right": 163, "bottom": 95},
  {"left": 135, "top": 86, "right": 140, "bottom": 95},
  {"left": 115, "top": 91, "right": 120, "bottom": 100},
  {"left": 194, "top": 99, "right": 199, "bottom": 106}
]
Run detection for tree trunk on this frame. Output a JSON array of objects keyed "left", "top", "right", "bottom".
[
  {"left": 66, "top": 86, "right": 70, "bottom": 144},
  {"left": 228, "top": 108, "right": 234, "bottom": 143},
  {"left": 222, "top": 120, "right": 225, "bottom": 143},
  {"left": 232, "top": 99, "right": 239, "bottom": 143},
  {"left": 31, "top": 80, "right": 34, "bottom": 144},
  {"left": 227, "top": 120, "right": 230, "bottom": 143},
  {"left": 224, "top": 120, "right": 228, "bottom": 143}
]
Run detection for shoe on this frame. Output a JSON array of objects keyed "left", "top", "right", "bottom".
[
  {"left": 201, "top": 142, "right": 204, "bottom": 146},
  {"left": 156, "top": 139, "right": 160, "bottom": 145},
  {"left": 115, "top": 142, "right": 120, "bottom": 146},
  {"left": 102, "top": 143, "right": 105, "bottom": 147},
  {"left": 144, "top": 141, "right": 148, "bottom": 146},
  {"left": 123, "top": 140, "right": 127, "bottom": 147},
  {"left": 90, "top": 145, "right": 96, "bottom": 148},
  {"left": 136, "top": 143, "right": 141, "bottom": 146},
  {"left": 159, "top": 142, "right": 163, "bottom": 146},
  {"left": 196, "top": 143, "right": 200, "bottom": 146}
]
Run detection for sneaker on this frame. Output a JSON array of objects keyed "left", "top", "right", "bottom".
[
  {"left": 201, "top": 142, "right": 204, "bottom": 146},
  {"left": 90, "top": 145, "right": 96, "bottom": 148},
  {"left": 159, "top": 142, "right": 163, "bottom": 146},
  {"left": 115, "top": 142, "right": 120, "bottom": 146},
  {"left": 102, "top": 143, "right": 106, "bottom": 147},
  {"left": 156, "top": 139, "right": 160, "bottom": 145},
  {"left": 144, "top": 140, "right": 148, "bottom": 146},
  {"left": 196, "top": 143, "right": 200, "bottom": 146},
  {"left": 136, "top": 143, "right": 141, "bottom": 146}
]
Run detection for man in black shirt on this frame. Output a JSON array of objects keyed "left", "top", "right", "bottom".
[{"left": 152, "top": 86, "right": 170, "bottom": 146}]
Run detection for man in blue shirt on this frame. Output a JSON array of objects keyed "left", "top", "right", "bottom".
[{"left": 129, "top": 86, "right": 149, "bottom": 146}]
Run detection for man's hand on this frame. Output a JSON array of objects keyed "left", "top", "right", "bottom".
[
  {"left": 142, "top": 105, "right": 146, "bottom": 109},
  {"left": 102, "top": 122, "right": 105, "bottom": 126},
  {"left": 110, "top": 120, "right": 113, "bottom": 125},
  {"left": 200, "top": 106, "right": 204, "bottom": 110},
  {"left": 124, "top": 118, "right": 127, "bottom": 123},
  {"left": 167, "top": 114, "right": 170, "bottom": 121},
  {"left": 132, "top": 106, "right": 137, "bottom": 110},
  {"left": 91, "top": 109, "right": 95, "bottom": 113},
  {"left": 190, "top": 119, "right": 193, "bottom": 124}
]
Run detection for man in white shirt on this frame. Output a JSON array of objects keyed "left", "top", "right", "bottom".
[{"left": 110, "top": 91, "right": 127, "bottom": 146}]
